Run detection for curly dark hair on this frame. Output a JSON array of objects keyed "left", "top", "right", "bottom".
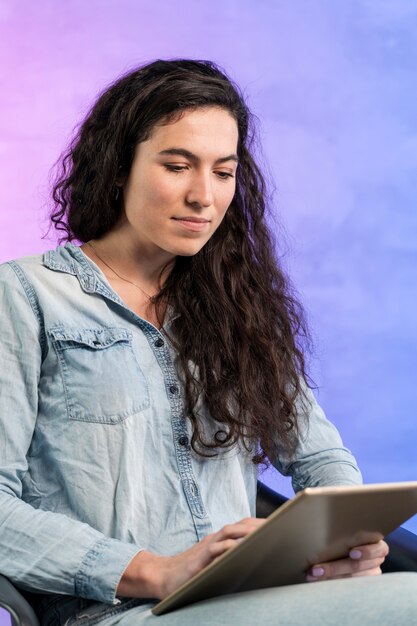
[{"left": 49, "top": 58, "right": 312, "bottom": 467}]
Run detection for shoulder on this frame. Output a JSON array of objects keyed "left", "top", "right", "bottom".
[
  {"left": 0, "top": 253, "right": 43, "bottom": 281},
  {"left": 0, "top": 249, "right": 60, "bottom": 316},
  {"left": 0, "top": 244, "right": 74, "bottom": 288}
]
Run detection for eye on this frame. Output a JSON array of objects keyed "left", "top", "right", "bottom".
[
  {"left": 163, "top": 164, "right": 234, "bottom": 180},
  {"left": 215, "top": 171, "right": 234, "bottom": 180},
  {"left": 164, "top": 164, "right": 187, "bottom": 174}
]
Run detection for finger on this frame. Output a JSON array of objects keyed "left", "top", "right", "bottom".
[
  {"left": 183, "top": 537, "right": 240, "bottom": 574},
  {"left": 307, "top": 567, "right": 382, "bottom": 582},
  {"left": 349, "top": 540, "right": 389, "bottom": 561},
  {"left": 207, "top": 539, "right": 240, "bottom": 559},
  {"left": 307, "top": 556, "right": 385, "bottom": 581},
  {"left": 308, "top": 540, "right": 389, "bottom": 580},
  {"left": 215, "top": 519, "right": 265, "bottom": 541},
  {"left": 349, "top": 567, "right": 383, "bottom": 578}
]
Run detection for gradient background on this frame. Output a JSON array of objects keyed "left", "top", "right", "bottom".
[{"left": 0, "top": 4, "right": 416, "bottom": 606}]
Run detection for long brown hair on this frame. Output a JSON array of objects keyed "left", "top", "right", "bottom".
[{"left": 49, "top": 58, "right": 312, "bottom": 467}]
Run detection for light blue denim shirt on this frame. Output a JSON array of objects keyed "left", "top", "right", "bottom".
[{"left": 0, "top": 243, "right": 362, "bottom": 606}]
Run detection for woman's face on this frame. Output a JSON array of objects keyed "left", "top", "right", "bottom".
[{"left": 117, "top": 106, "right": 239, "bottom": 260}]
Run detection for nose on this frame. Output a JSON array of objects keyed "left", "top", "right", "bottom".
[{"left": 185, "top": 171, "right": 214, "bottom": 208}]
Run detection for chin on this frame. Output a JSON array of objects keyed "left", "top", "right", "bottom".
[
  {"left": 175, "top": 247, "right": 205, "bottom": 258},
  {"left": 167, "top": 239, "right": 209, "bottom": 258}
]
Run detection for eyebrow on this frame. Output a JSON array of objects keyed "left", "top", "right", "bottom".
[{"left": 157, "top": 148, "right": 239, "bottom": 165}]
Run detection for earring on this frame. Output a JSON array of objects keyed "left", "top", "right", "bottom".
[{"left": 114, "top": 186, "right": 120, "bottom": 201}]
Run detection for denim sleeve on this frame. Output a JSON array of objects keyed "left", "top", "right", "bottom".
[
  {"left": 0, "top": 263, "right": 141, "bottom": 604},
  {"left": 272, "top": 381, "right": 363, "bottom": 491}
]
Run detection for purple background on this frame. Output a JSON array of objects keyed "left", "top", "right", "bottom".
[
  {"left": 0, "top": 609, "right": 10, "bottom": 626},
  {"left": 0, "top": 4, "right": 416, "bottom": 613}
]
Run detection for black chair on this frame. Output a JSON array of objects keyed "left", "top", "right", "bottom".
[{"left": 1, "top": 482, "right": 417, "bottom": 626}]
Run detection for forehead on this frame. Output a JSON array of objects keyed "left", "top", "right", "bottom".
[{"left": 147, "top": 107, "right": 239, "bottom": 152}]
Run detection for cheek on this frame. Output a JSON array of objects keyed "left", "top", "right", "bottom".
[
  {"left": 218, "top": 186, "right": 236, "bottom": 214},
  {"left": 145, "top": 173, "right": 181, "bottom": 207}
]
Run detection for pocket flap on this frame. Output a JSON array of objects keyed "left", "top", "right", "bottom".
[{"left": 49, "top": 327, "right": 132, "bottom": 350}]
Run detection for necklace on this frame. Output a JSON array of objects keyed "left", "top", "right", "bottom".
[{"left": 86, "top": 241, "right": 156, "bottom": 301}]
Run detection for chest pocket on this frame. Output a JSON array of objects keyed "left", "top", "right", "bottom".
[{"left": 49, "top": 326, "right": 150, "bottom": 424}]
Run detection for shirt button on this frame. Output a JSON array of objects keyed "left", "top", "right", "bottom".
[
  {"left": 154, "top": 338, "right": 164, "bottom": 348},
  {"left": 169, "top": 384, "right": 178, "bottom": 395},
  {"left": 178, "top": 435, "right": 189, "bottom": 446}
]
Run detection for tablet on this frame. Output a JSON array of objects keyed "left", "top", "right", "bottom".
[{"left": 152, "top": 481, "right": 417, "bottom": 615}]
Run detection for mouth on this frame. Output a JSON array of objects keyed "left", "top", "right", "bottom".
[
  {"left": 172, "top": 216, "right": 211, "bottom": 223},
  {"left": 171, "top": 216, "right": 211, "bottom": 232}
]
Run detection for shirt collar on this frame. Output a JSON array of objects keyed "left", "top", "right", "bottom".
[
  {"left": 43, "top": 242, "right": 180, "bottom": 327},
  {"left": 43, "top": 242, "right": 101, "bottom": 293}
]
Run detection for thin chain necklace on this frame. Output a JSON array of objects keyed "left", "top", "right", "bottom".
[{"left": 86, "top": 241, "right": 156, "bottom": 301}]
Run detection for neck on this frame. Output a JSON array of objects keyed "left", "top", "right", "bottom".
[{"left": 84, "top": 229, "right": 175, "bottom": 291}]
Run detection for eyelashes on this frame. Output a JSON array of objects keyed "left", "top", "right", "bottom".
[{"left": 163, "top": 164, "right": 234, "bottom": 180}]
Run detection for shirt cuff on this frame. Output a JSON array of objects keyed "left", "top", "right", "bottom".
[{"left": 75, "top": 537, "right": 143, "bottom": 604}]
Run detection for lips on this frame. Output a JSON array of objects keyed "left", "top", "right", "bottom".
[
  {"left": 172, "top": 217, "right": 210, "bottom": 223},
  {"left": 172, "top": 216, "right": 211, "bottom": 232}
]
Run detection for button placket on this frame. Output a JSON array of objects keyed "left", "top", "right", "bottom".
[{"left": 141, "top": 326, "right": 208, "bottom": 524}]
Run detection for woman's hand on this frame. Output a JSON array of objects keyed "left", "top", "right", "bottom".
[
  {"left": 117, "top": 517, "right": 266, "bottom": 600},
  {"left": 306, "top": 540, "right": 389, "bottom": 582}
]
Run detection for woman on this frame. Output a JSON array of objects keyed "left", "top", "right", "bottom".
[{"left": 0, "top": 58, "right": 416, "bottom": 625}]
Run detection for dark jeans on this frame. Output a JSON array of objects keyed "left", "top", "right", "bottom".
[{"left": 32, "top": 593, "right": 151, "bottom": 626}]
